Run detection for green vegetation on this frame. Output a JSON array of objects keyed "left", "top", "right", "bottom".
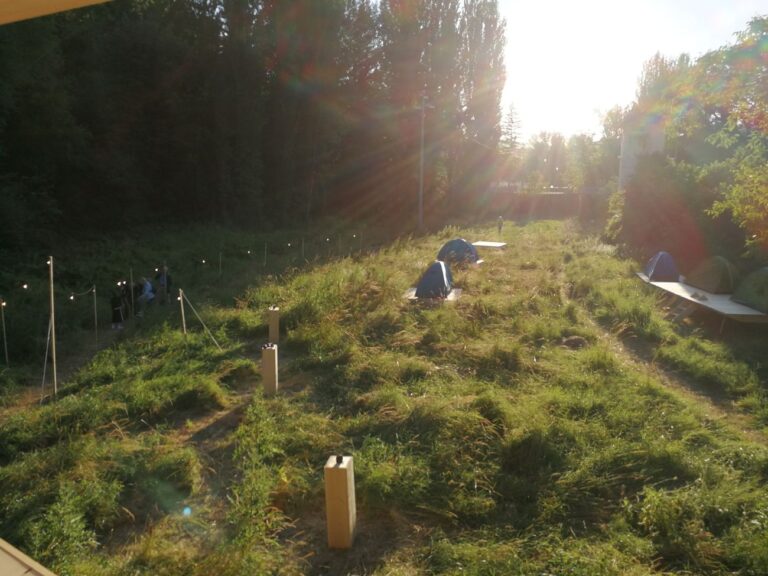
[
  {"left": 1, "top": 219, "right": 767, "bottom": 575},
  {"left": 0, "top": 0, "right": 505, "bottom": 246},
  {"left": 605, "top": 17, "right": 768, "bottom": 266},
  {"left": 566, "top": 242, "right": 768, "bottom": 422}
]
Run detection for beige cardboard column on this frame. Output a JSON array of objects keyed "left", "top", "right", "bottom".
[
  {"left": 268, "top": 306, "right": 280, "bottom": 343},
  {"left": 324, "top": 455, "right": 356, "bottom": 549},
  {"left": 261, "top": 343, "right": 278, "bottom": 396}
]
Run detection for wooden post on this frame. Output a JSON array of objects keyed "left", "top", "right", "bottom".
[
  {"left": 301, "top": 237, "right": 305, "bottom": 262},
  {"left": 324, "top": 455, "right": 356, "bottom": 549},
  {"left": 0, "top": 297, "right": 8, "bottom": 367},
  {"left": 268, "top": 306, "right": 280, "bottom": 344},
  {"left": 48, "top": 257, "right": 57, "bottom": 397},
  {"left": 163, "top": 261, "right": 169, "bottom": 303},
  {"left": 261, "top": 343, "right": 278, "bottom": 396},
  {"left": 263, "top": 242, "right": 268, "bottom": 267},
  {"left": 92, "top": 285, "right": 98, "bottom": 344},
  {"left": 129, "top": 268, "right": 135, "bottom": 319},
  {"left": 179, "top": 289, "right": 187, "bottom": 335},
  {"left": 218, "top": 251, "right": 222, "bottom": 277}
]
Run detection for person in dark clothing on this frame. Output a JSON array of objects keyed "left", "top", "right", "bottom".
[
  {"left": 111, "top": 291, "right": 124, "bottom": 330},
  {"left": 154, "top": 266, "right": 172, "bottom": 304}
]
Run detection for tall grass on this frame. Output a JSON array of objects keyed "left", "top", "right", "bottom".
[
  {"left": 2, "top": 220, "right": 768, "bottom": 575},
  {"left": 564, "top": 241, "right": 767, "bottom": 421}
]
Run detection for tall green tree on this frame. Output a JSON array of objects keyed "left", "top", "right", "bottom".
[{"left": 454, "top": 0, "right": 505, "bottom": 207}]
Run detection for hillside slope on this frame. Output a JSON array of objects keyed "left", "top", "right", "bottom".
[{"left": 1, "top": 220, "right": 767, "bottom": 576}]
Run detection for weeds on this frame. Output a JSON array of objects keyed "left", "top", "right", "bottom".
[{"left": 2, "top": 220, "right": 768, "bottom": 575}]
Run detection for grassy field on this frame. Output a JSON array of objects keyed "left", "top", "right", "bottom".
[{"left": 1, "top": 219, "right": 768, "bottom": 575}]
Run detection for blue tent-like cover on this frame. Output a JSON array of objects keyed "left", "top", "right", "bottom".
[
  {"left": 437, "top": 238, "right": 478, "bottom": 265},
  {"left": 644, "top": 251, "right": 679, "bottom": 282},
  {"left": 415, "top": 261, "right": 453, "bottom": 298}
]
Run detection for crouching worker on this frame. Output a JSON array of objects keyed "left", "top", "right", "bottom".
[
  {"left": 155, "top": 266, "right": 172, "bottom": 304},
  {"left": 136, "top": 277, "right": 155, "bottom": 317}
]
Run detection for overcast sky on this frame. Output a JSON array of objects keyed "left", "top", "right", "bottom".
[{"left": 498, "top": 0, "right": 766, "bottom": 142}]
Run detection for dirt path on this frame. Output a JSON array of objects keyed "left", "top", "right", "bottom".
[
  {"left": 605, "top": 329, "right": 766, "bottom": 444},
  {"left": 560, "top": 274, "right": 768, "bottom": 446}
]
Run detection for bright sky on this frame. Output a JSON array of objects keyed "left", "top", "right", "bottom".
[{"left": 499, "top": 0, "right": 766, "bottom": 142}]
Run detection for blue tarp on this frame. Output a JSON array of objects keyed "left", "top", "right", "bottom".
[
  {"left": 437, "top": 238, "right": 479, "bottom": 265},
  {"left": 415, "top": 261, "right": 453, "bottom": 298},
  {"left": 644, "top": 251, "right": 679, "bottom": 282}
]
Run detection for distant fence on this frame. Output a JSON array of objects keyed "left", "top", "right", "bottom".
[{"left": 479, "top": 190, "right": 603, "bottom": 220}]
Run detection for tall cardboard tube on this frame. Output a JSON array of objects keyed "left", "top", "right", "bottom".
[
  {"left": 324, "top": 455, "right": 356, "bottom": 549},
  {"left": 268, "top": 306, "right": 280, "bottom": 344},
  {"left": 261, "top": 343, "right": 278, "bottom": 396}
]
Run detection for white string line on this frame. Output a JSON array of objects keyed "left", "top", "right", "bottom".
[
  {"left": 70, "top": 286, "right": 96, "bottom": 297},
  {"left": 41, "top": 314, "right": 52, "bottom": 403},
  {"left": 181, "top": 291, "right": 223, "bottom": 351}
]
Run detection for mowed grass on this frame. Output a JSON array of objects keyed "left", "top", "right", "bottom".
[
  {"left": 1, "top": 220, "right": 768, "bottom": 575},
  {"left": 565, "top": 238, "right": 768, "bottom": 421}
]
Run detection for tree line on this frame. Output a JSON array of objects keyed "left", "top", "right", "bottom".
[
  {"left": 0, "top": 0, "right": 505, "bottom": 248},
  {"left": 606, "top": 16, "right": 768, "bottom": 267}
]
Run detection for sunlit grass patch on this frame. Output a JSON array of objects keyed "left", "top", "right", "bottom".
[
  {"left": 4, "top": 220, "right": 768, "bottom": 575},
  {"left": 564, "top": 239, "right": 765, "bottom": 419},
  {"left": 656, "top": 338, "right": 759, "bottom": 396}
]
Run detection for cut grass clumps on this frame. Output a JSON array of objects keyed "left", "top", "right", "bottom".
[
  {"left": 566, "top": 253, "right": 672, "bottom": 342},
  {"left": 229, "top": 397, "right": 285, "bottom": 542},
  {"left": 579, "top": 343, "right": 622, "bottom": 374},
  {"left": 474, "top": 343, "right": 525, "bottom": 380},
  {"left": 631, "top": 486, "right": 725, "bottom": 571},
  {"left": 355, "top": 436, "right": 430, "bottom": 509},
  {"left": 564, "top": 240, "right": 765, "bottom": 417},
  {"left": 426, "top": 531, "right": 655, "bottom": 576},
  {"left": 0, "top": 328, "right": 230, "bottom": 462},
  {"left": 0, "top": 433, "right": 207, "bottom": 554},
  {"left": 216, "top": 358, "right": 259, "bottom": 390},
  {"left": 355, "top": 385, "right": 410, "bottom": 416},
  {"left": 0, "top": 374, "right": 227, "bottom": 462},
  {"left": 22, "top": 482, "right": 100, "bottom": 571},
  {"left": 343, "top": 350, "right": 433, "bottom": 391},
  {"left": 471, "top": 392, "right": 515, "bottom": 434},
  {"left": 1, "top": 440, "right": 126, "bottom": 550},
  {"left": 657, "top": 338, "right": 759, "bottom": 397},
  {"left": 118, "top": 374, "right": 228, "bottom": 418},
  {"left": 5, "top": 220, "right": 768, "bottom": 574},
  {"left": 426, "top": 534, "right": 524, "bottom": 575},
  {"left": 138, "top": 443, "right": 204, "bottom": 512}
]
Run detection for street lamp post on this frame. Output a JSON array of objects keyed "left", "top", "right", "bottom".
[{"left": 418, "top": 95, "right": 426, "bottom": 230}]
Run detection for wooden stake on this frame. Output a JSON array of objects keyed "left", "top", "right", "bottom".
[
  {"left": 0, "top": 297, "right": 8, "bottom": 367},
  {"left": 48, "top": 256, "right": 57, "bottom": 397},
  {"left": 179, "top": 289, "right": 187, "bottom": 335},
  {"left": 93, "top": 285, "right": 98, "bottom": 344},
  {"left": 324, "top": 455, "right": 357, "bottom": 549},
  {"left": 268, "top": 306, "right": 280, "bottom": 344},
  {"left": 129, "top": 268, "right": 135, "bottom": 319},
  {"left": 263, "top": 242, "right": 268, "bottom": 267},
  {"left": 261, "top": 343, "right": 278, "bottom": 395},
  {"left": 218, "top": 251, "right": 222, "bottom": 277},
  {"left": 163, "top": 261, "right": 169, "bottom": 303}
]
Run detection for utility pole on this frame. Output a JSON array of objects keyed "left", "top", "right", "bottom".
[
  {"left": 418, "top": 95, "right": 429, "bottom": 231},
  {"left": 48, "top": 256, "right": 57, "bottom": 397}
]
